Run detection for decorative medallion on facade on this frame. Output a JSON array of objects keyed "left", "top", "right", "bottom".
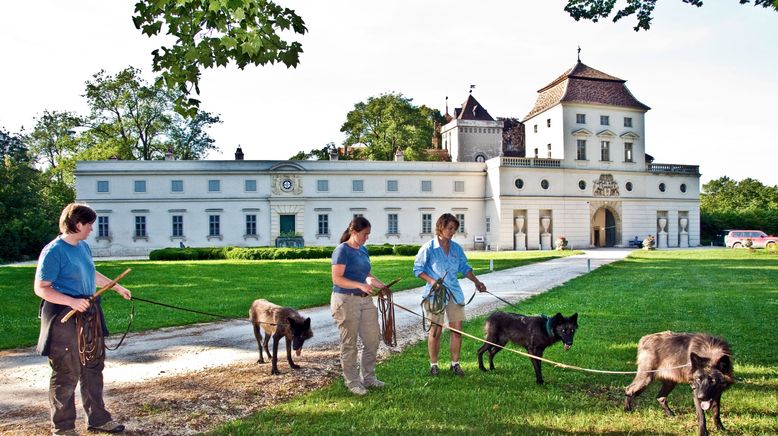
[
  {"left": 272, "top": 174, "right": 302, "bottom": 195},
  {"left": 593, "top": 174, "right": 620, "bottom": 197}
]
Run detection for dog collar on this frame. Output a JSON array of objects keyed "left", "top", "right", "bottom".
[{"left": 542, "top": 314, "right": 553, "bottom": 337}]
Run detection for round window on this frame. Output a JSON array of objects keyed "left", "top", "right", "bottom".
[
  {"left": 659, "top": 183, "right": 666, "bottom": 192},
  {"left": 626, "top": 182, "right": 633, "bottom": 192},
  {"left": 680, "top": 183, "right": 687, "bottom": 193},
  {"left": 541, "top": 179, "right": 550, "bottom": 190},
  {"left": 578, "top": 180, "right": 586, "bottom": 190},
  {"left": 514, "top": 178, "right": 524, "bottom": 190}
]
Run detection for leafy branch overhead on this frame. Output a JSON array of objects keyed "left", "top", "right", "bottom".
[
  {"left": 132, "top": 0, "right": 307, "bottom": 116},
  {"left": 565, "top": 0, "right": 778, "bottom": 31}
]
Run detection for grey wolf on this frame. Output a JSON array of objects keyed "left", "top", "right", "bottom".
[
  {"left": 249, "top": 299, "right": 313, "bottom": 375},
  {"left": 625, "top": 331, "right": 734, "bottom": 436},
  {"left": 477, "top": 311, "right": 578, "bottom": 384}
]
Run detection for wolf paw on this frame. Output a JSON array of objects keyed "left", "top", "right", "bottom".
[{"left": 290, "top": 363, "right": 301, "bottom": 370}]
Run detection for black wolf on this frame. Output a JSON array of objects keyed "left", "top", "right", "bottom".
[
  {"left": 625, "top": 331, "right": 734, "bottom": 436},
  {"left": 249, "top": 299, "right": 313, "bottom": 375},
  {"left": 477, "top": 312, "right": 578, "bottom": 384}
]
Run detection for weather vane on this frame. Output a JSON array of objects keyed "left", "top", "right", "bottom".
[
  {"left": 577, "top": 45, "right": 581, "bottom": 62},
  {"left": 469, "top": 84, "right": 476, "bottom": 94}
]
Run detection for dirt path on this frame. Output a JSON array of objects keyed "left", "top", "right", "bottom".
[{"left": 0, "top": 250, "right": 631, "bottom": 435}]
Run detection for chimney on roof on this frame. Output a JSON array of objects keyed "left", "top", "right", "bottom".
[
  {"left": 164, "top": 147, "right": 175, "bottom": 161},
  {"left": 394, "top": 149, "right": 404, "bottom": 162},
  {"left": 329, "top": 148, "right": 339, "bottom": 160},
  {"left": 235, "top": 146, "right": 244, "bottom": 160}
]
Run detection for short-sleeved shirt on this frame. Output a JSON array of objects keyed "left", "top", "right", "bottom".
[
  {"left": 331, "top": 242, "right": 371, "bottom": 296},
  {"left": 35, "top": 236, "right": 96, "bottom": 297},
  {"left": 413, "top": 236, "right": 473, "bottom": 305}
]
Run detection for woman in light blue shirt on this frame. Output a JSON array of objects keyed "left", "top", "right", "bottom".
[{"left": 414, "top": 213, "right": 486, "bottom": 377}]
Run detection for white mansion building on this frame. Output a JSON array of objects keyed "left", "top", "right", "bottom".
[{"left": 76, "top": 61, "right": 701, "bottom": 256}]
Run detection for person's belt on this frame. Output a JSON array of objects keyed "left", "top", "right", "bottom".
[{"left": 332, "top": 289, "right": 364, "bottom": 296}]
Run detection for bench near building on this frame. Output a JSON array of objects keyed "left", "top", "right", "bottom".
[{"left": 76, "top": 61, "right": 701, "bottom": 256}]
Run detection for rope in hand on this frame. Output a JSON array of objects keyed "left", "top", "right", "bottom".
[
  {"left": 375, "top": 278, "right": 402, "bottom": 347},
  {"left": 381, "top": 295, "right": 691, "bottom": 376},
  {"left": 421, "top": 272, "right": 477, "bottom": 336}
]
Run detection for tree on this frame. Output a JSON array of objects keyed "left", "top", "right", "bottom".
[
  {"left": 340, "top": 93, "right": 444, "bottom": 161},
  {"left": 290, "top": 142, "right": 339, "bottom": 160},
  {"left": 701, "top": 176, "right": 778, "bottom": 212},
  {"left": 565, "top": 0, "right": 778, "bottom": 31},
  {"left": 132, "top": 0, "right": 307, "bottom": 117},
  {"left": 83, "top": 67, "right": 221, "bottom": 161},
  {"left": 26, "top": 110, "right": 84, "bottom": 186}
]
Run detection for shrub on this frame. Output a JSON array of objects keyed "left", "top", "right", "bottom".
[
  {"left": 393, "top": 244, "right": 421, "bottom": 256},
  {"left": 366, "top": 244, "right": 394, "bottom": 256}
]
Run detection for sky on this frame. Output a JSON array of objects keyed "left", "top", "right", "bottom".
[{"left": 1, "top": 1, "right": 776, "bottom": 187}]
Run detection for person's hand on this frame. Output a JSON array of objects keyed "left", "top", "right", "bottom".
[
  {"left": 69, "top": 296, "right": 91, "bottom": 312},
  {"left": 475, "top": 280, "right": 486, "bottom": 293},
  {"left": 358, "top": 283, "right": 373, "bottom": 295},
  {"left": 113, "top": 284, "right": 132, "bottom": 300}
]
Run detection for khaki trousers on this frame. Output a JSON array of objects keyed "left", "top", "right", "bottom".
[
  {"left": 48, "top": 313, "right": 112, "bottom": 433},
  {"left": 330, "top": 293, "right": 380, "bottom": 389}
]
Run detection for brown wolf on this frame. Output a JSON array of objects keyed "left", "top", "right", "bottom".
[
  {"left": 625, "top": 331, "right": 734, "bottom": 436},
  {"left": 249, "top": 299, "right": 313, "bottom": 375},
  {"left": 477, "top": 312, "right": 578, "bottom": 384}
]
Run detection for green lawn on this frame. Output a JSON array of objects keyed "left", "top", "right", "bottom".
[
  {"left": 0, "top": 250, "right": 577, "bottom": 350},
  {"left": 213, "top": 249, "right": 778, "bottom": 435}
]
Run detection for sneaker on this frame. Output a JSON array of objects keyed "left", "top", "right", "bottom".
[
  {"left": 429, "top": 365, "right": 440, "bottom": 376},
  {"left": 87, "top": 420, "right": 125, "bottom": 433},
  {"left": 451, "top": 363, "right": 465, "bottom": 377},
  {"left": 348, "top": 385, "right": 368, "bottom": 396},
  {"left": 363, "top": 378, "right": 385, "bottom": 388},
  {"left": 53, "top": 430, "right": 78, "bottom": 436}
]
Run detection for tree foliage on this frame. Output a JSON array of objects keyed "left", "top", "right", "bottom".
[
  {"left": 26, "top": 110, "right": 84, "bottom": 185},
  {"left": 565, "top": 0, "right": 778, "bottom": 31},
  {"left": 132, "top": 0, "right": 307, "bottom": 117},
  {"left": 699, "top": 176, "right": 778, "bottom": 243},
  {"left": 290, "top": 142, "right": 339, "bottom": 160},
  {"left": 340, "top": 93, "right": 445, "bottom": 161}
]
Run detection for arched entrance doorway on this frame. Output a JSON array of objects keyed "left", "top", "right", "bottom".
[{"left": 592, "top": 207, "right": 618, "bottom": 247}]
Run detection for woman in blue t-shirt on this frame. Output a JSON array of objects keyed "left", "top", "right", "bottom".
[
  {"left": 330, "top": 217, "right": 389, "bottom": 396},
  {"left": 34, "top": 203, "right": 131, "bottom": 435}
]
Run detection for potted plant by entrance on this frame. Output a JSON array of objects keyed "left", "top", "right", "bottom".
[
  {"left": 642, "top": 235, "right": 656, "bottom": 250},
  {"left": 275, "top": 231, "right": 304, "bottom": 248},
  {"left": 555, "top": 236, "right": 569, "bottom": 250}
]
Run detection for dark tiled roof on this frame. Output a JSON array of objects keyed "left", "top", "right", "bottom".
[
  {"left": 456, "top": 94, "right": 494, "bottom": 121},
  {"left": 524, "top": 62, "right": 650, "bottom": 120}
]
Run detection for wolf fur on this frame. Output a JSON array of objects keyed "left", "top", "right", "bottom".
[
  {"left": 248, "top": 299, "right": 313, "bottom": 375},
  {"left": 625, "top": 331, "right": 734, "bottom": 436},
  {"left": 477, "top": 311, "right": 578, "bottom": 384}
]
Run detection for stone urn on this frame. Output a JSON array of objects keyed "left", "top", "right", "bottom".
[
  {"left": 679, "top": 217, "right": 688, "bottom": 234},
  {"left": 658, "top": 218, "right": 668, "bottom": 233},
  {"left": 514, "top": 216, "right": 525, "bottom": 234},
  {"left": 540, "top": 216, "right": 551, "bottom": 234}
]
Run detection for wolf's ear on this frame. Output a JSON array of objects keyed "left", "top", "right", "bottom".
[
  {"left": 569, "top": 313, "right": 578, "bottom": 325},
  {"left": 690, "top": 352, "right": 709, "bottom": 370},
  {"left": 303, "top": 317, "right": 311, "bottom": 329},
  {"left": 716, "top": 355, "right": 732, "bottom": 373},
  {"left": 552, "top": 313, "right": 564, "bottom": 323},
  {"left": 287, "top": 317, "right": 299, "bottom": 327}
]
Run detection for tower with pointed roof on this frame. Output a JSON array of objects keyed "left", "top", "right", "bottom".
[
  {"left": 523, "top": 60, "right": 650, "bottom": 170},
  {"left": 440, "top": 93, "right": 503, "bottom": 162}
]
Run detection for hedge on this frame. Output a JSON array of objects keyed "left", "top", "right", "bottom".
[
  {"left": 701, "top": 209, "right": 778, "bottom": 244},
  {"left": 149, "top": 244, "right": 423, "bottom": 261}
]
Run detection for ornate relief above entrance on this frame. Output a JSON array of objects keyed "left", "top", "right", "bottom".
[
  {"left": 272, "top": 174, "right": 302, "bottom": 195},
  {"left": 593, "top": 174, "right": 620, "bottom": 197}
]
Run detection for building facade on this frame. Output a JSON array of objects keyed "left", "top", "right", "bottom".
[{"left": 76, "top": 61, "right": 701, "bottom": 255}]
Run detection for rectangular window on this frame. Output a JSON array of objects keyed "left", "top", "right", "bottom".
[
  {"left": 352, "top": 179, "right": 364, "bottom": 192},
  {"left": 546, "top": 119, "right": 551, "bottom": 128},
  {"left": 245, "top": 214, "right": 257, "bottom": 235},
  {"left": 388, "top": 213, "right": 398, "bottom": 234},
  {"left": 98, "top": 216, "right": 109, "bottom": 237},
  {"left": 209, "top": 215, "right": 220, "bottom": 236},
  {"left": 600, "top": 115, "right": 610, "bottom": 126},
  {"left": 624, "top": 142, "right": 634, "bottom": 162},
  {"left": 547, "top": 143, "right": 552, "bottom": 158},
  {"left": 456, "top": 213, "right": 465, "bottom": 233},
  {"left": 317, "top": 179, "right": 329, "bottom": 192},
  {"left": 134, "top": 216, "right": 146, "bottom": 237},
  {"left": 601, "top": 141, "right": 611, "bottom": 161},
  {"left": 317, "top": 214, "right": 329, "bottom": 235},
  {"left": 208, "top": 179, "right": 220, "bottom": 192},
  {"left": 134, "top": 180, "right": 146, "bottom": 193},
  {"left": 387, "top": 180, "right": 398, "bottom": 192},
  {"left": 245, "top": 179, "right": 257, "bottom": 192},
  {"left": 576, "top": 139, "right": 587, "bottom": 160},
  {"left": 454, "top": 181, "right": 465, "bottom": 193},
  {"left": 172, "top": 215, "right": 183, "bottom": 237},
  {"left": 171, "top": 180, "right": 184, "bottom": 192},
  {"left": 422, "top": 213, "right": 432, "bottom": 234},
  {"left": 97, "top": 180, "right": 109, "bottom": 193},
  {"left": 533, "top": 124, "right": 538, "bottom": 133},
  {"left": 421, "top": 180, "right": 432, "bottom": 192},
  {"left": 485, "top": 217, "right": 491, "bottom": 233},
  {"left": 624, "top": 117, "right": 633, "bottom": 128},
  {"left": 576, "top": 113, "right": 586, "bottom": 124}
]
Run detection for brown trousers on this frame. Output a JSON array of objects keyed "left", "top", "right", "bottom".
[
  {"left": 47, "top": 312, "right": 112, "bottom": 433},
  {"left": 330, "top": 293, "right": 380, "bottom": 389}
]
